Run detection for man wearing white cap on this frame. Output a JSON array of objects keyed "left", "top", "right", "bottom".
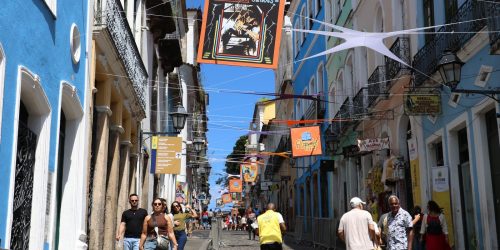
[{"left": 338, "top": 197, "right": 376, "bottom": 250}]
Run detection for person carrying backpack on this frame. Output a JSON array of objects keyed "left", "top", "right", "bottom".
[{"left": 420, "top": 200, "right": 450, "bottom": 250}]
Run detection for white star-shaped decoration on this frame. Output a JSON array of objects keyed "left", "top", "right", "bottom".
[{"left": 291, "top": 18, "right": 436, "bottom": 66}]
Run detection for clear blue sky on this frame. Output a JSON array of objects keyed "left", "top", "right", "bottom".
[
  {"left": 201, "top": 64, "right": 274, "bottom": 210},
  {"left": 185, "top": 0, "right": 275, "bottom": 210}
]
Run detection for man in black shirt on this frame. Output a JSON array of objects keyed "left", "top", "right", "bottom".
[{"left": 116, "top": 194, "right": 148, "bottom": 250}]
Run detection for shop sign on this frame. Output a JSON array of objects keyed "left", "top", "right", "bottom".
[
  {"left": 343, "top": 145, "right": 360, "bottom": 158},
  {"left": 290, "top": 126, "right": 322, "bottom": 157},
  {"left": 357, "top": 138, "right": 390, "bottom": 152},
  {"left": 197, "top": 193, "right": 207, "bottom": 201},
  {"left": 404, "top": 92, "right": 441, "bottom": 116},
  {"left": 260, "top": 181, "right": 273, "bottom": 191}
]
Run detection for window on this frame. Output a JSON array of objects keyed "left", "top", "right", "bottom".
[
  {"left": 0, "top": 44, "right": 4, "bottom": 140},
  {"left": 325, "top": 0, "right": 333, "bottom": 31},
  {"left": 317, "top": 64, "right": 324, "bottom": 96},
  {"left": 444, "top": 0, "right": 458, "bottom": 23},
  {"left": 308, "top": 0, "right": 314, "bottom": 28},
  {"left": 43, "top": 0, "right": 57, "bottom": 16},
  {"left": 309, "top": 78, "right": 316, "bottom": 108},
  {"left": 316, "top": 0, "right": 321, "bottom": 16},
  {"left": 423, "top": 0, "right": 435, "bottom": 43},
  {"left": 294, "top": 22, "right": 300, "bottom": 56},
  {"left": 300, "top": 6, "right": 307, "bottom": 44}
]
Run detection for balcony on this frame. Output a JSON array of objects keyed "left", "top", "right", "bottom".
[
  {"left": 351, "top": 88, "right": 366, "bottom": 121},
  {"left": 367, "top": 66, "right": 387, "bottom": 107},
  {"left": 317, "top": 93, "right": 327, "bottom": 119},
  {"left": 94, "top": 0, "right": 147, "bottom": 118},
  {"left": 333, "top": 97, "right": 351, "bottom": 136},
  {"left": 385, "top": 37, "right": 411, "bottom": 82},
  {"left": 485, "top": 1, "right": 500, "bottom": 53},
  {"left": 413, "top": 0, "right": 487, "bottom": 85},
  {"left": 304, "top": 101, "right": 317, "bottom": 121}
]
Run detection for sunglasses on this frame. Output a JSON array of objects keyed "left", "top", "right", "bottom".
[
  {"left": 153, "top": 203, "right": 163, "bottom": 206},
  {"left": 130, "top": 200, "right": 138, "bottom": 202},
  {"left": 174, "top": 204, "right": 180, "bottom": 208}
]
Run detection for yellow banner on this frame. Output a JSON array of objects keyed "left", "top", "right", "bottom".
[
  {"left": 432, "top": 166, "right": 455, "bottom": 247},
  {"left": 408, "top": 138, "right": 421, "bottom": 206}
]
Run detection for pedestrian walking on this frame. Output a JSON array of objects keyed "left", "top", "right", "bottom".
[
  {"left": 384, "top": 195, "right": 413, "bottom": 250},
  {"left": 139, "top": 198, "right": 178, "bottom": 250},
  {"left": 116, "top": 194, "right": 149, "bottom": 250},
  {"left": 208, "top": 209, "right": 214, "bottom": 227},
  {"left": 171, "top": 201, "right": 198, "bottom": 250},
  {"left": 420, "top": 200, "right": 450, "bottom": 250},
  {"left": 337, "top": 197, "right": 376, "bottom": 250},
  {"left": 377, "top": 211, "right": 390, "bottom": 249},
  {"left": 246, "top": 207, "right": 257, "bottom": 240},
  {"left": 254, "top": 203, "right": 286, "bottom": 250},
  {"left": 411, "top": 206, "right": 423, "bottom": 250}
]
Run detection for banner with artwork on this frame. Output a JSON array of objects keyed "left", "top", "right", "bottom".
[
  {"left": 432, "top": 166, "right": 454, "bottom": 247},
  {"left": 229, "top": 179, "right": 243, "bottom": 193},
  {"left": 222, "top": 193, "right": 232, "bottom": 203},
  {"left": 175, "top": 181, "right": 188, "bottom": 203},
  {"left": 216, "top": 198, "right": 224, "bottom": 207},
  {"left": 241, "top": 163, "right": 258, "bottom": 182},
  {"left": 358, "top": 138, "right": 390, "bottom": 152},
  {"left": 197, "top": 0, "right": 285, "bottom": 68},
  {"left": 290, "top": 126, "right": 322, "bottom": 157}
]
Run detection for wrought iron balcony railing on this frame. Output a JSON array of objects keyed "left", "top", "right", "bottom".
[
  {"left": 385, "top": 37, "right": 411, "bottom": 82},
  {"left": 317, "top": 92, "right": 327, "bottom": 119},
  {"left": 485, "top": 1, "right": 500, "bottom": 52},
  {"left": 304, "top": 101, "right": 317, "bottom": 121},
  {"left": 333, "top": 97, "right": 351, "bottom": 135},
  {"left": 413, "top": 0, "right": 487, "bottom": 85},
  {"left": 367, "top": 66, "right": 387, "bottom": 107},
  {"left": 352, "top": 88, "right": 366, "bottom": 120},
  {"left": 94, "top": 0, "right": 147, "bottom": 117}
]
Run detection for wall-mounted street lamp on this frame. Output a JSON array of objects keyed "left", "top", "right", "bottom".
[
  {"left": 438, "top": 50, "right": 500, "bottom": 103},
  {"left": 170, "top": 103, "right": 188, "bottom": 132},
  {"left": 193, "top": 137, "right": 204, "bottom": 152}
]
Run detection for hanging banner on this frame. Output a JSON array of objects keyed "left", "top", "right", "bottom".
[
  {"left": 175, "top": 181, "right": 187, "bottom": 203},
  {"left": 216, "top": 198, "right": 224, "bottom": 207},
  {"left": 358, "top": 138, "right": 390, "bottom": 152},
  {"left": 407, "top": 138, "right": 421, "bottom": 206},
  {"left": 222, "top": 193, "right": 232, "bottom": 204},
  {"left": 432, "top": 166, "right": 454, "bottom": 247},
  {"left": 229, "top": 179, "right": 243, "bottom": 193},
  {"left": 197, "top": 0, "right": 285, "bottom": 69},
  {"left": 155, "top": 136, "right": 182, "bottom": 174},
  {"left": 241, "top": 163, "right": 258, "bottom": 182},
  {"left": 231, "top": 192, "right": 242, "bottom": 201},
  {"left": 290, "top": 126, "right": 322, "bottom": 157}
]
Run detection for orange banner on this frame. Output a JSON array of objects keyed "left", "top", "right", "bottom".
[
  {"left": 229, "top": 179, "right": 243, "bottom": 193},
  {"left": 290, "top": 126, "right": 322, "bottom": 157},
  {"left": 241, "top": 164, "right": 258, "bottom": 182},
  {"left": 222, "top": 193, "right": 232, "bottom": 204}
]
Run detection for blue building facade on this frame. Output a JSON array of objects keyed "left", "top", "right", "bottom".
[
  {"left": 289, "top": 0, "right": 330, "bottom": 238},
  {"left": 413, "top": 0, "right": 500, "bottom": 249},
  {"left": 0, "top": 1, "right": 90, "bottom": 249}
]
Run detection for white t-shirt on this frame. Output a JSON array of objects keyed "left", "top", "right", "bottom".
[{"left": 338, "top": 208, "right": 375, "bottom": 250}]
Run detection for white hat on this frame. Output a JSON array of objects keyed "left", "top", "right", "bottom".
[{"left": 350, "top": 197, "right": 366, "bottom": 207}]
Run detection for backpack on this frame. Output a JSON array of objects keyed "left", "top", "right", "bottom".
[{"left": 426, "top": 215, "right": 443, "bottom": 235}]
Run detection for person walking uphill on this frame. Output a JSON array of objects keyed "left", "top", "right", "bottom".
[
  {"left": 385, "top": 195, "right": 413, "bottom": 250},
  {"left": 139, "top": 198, "right": 178, "bottom": 250},
  {"left": 337, "top": 197, "right": 376, "bottom": 250},
  {"left": 171, "top": 201, "right": 197, "bottom": 250},
  {"left": 116, "top": 194, "right": 149, "bottom": 250},
  {"left": 255, "top": 203, "right": 286, "bottom": 250},
  {"left": 420, "top": 200, "right": 451, "bottom": 250}
]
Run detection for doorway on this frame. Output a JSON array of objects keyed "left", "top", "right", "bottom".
[
  {"left": 486, "top": 109, "right": 500, "bottom": 246},
  {"left": 457, "top": 128, "right": 476, "bottom": 249},
  {"left": 10, "top": 102, "right": 37, "bottom": 250}
]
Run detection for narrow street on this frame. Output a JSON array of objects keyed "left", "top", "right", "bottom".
[{"left": 185, "top": 219, "right": 318, "bottom": 250}]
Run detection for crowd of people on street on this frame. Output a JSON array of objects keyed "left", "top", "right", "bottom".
[
  {"left": 338, "top": 195, "right": 451, "bottom": 250},
  {"left": 115, "top": 194, "right": 202, "bottom": 250}
]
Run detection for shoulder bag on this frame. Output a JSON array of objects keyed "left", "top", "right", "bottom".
[{"left": 152, "top": 214, "right": 170, "bottom": 250}]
